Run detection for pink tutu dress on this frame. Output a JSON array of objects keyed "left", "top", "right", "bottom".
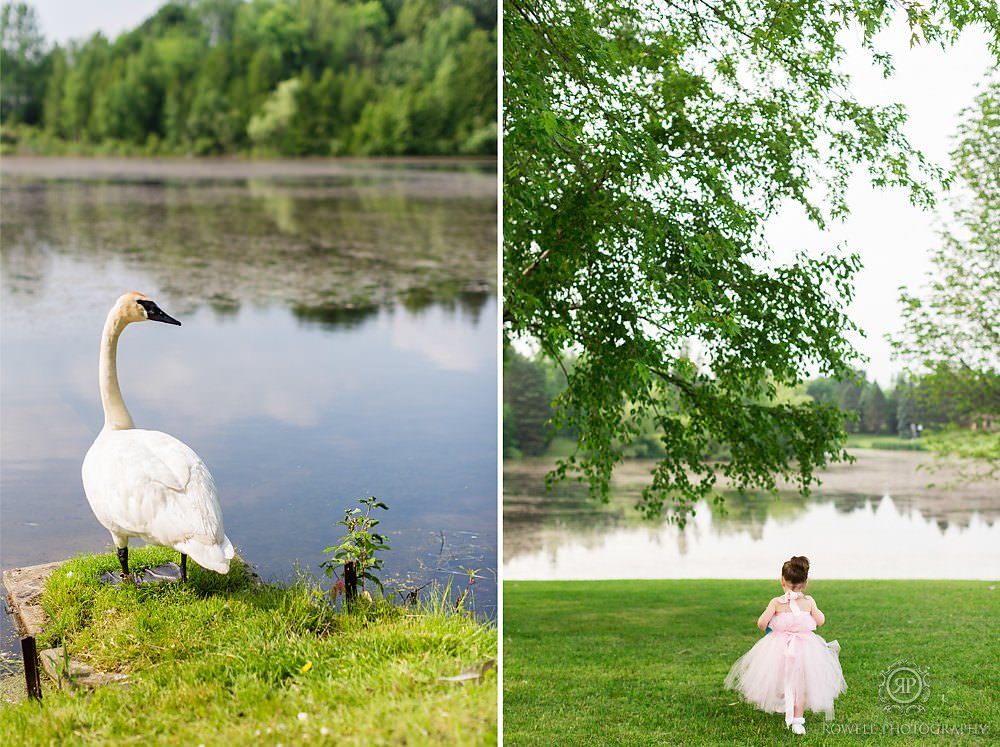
[{"left": 725, "top": 592, "right": 846, "bottom": 724}]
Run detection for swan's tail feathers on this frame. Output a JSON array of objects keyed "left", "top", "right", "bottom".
[{"left": 178, "top": 534, "right": 236, "bottom": 574}]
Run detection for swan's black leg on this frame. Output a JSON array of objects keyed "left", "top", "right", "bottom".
[
  {"left": 180, "top": 553, "right": 187, "bottom": 582},
  {"left": 117, "top": 546, "right": 129, "bottom": 579}
]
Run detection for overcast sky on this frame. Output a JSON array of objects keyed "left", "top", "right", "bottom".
[
  {"left": 765, "top": 20, "right": 995, "bottom": 386},
  {"left": 31, "top": 0, "right": 164, "bottom": 45},
  {"left": 28, "top": 2, "right": 996, "bottom": 386}
]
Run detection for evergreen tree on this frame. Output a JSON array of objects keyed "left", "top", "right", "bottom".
[
  {"left": 859, "top": 382, "right": 889, "bottom": 435},
  {"left": 503, "top": 351, "right": 554, "bottom": 457}
]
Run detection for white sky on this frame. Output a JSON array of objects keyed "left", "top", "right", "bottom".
[
  {"left": 765, "top": 21, "right": 995, "bottom": 386},
  {"left": 30, "top": 0, "right": 165, "bottom": 45},
  {"left": 28, "top": 3, "right": 997, "bottom": 387}
]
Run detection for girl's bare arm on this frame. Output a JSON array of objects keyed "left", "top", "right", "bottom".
[
  {"left": 757, "top": 599, "right": 776, "bottom": 631},
  {"left": 808, "top": 596, "right": 826, "bottom": 626}
]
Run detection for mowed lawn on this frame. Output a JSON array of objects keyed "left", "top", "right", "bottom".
[{"left": 503, "top": 580, "right": 999, "bottom": 746}]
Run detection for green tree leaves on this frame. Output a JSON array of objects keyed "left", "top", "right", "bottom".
[
  {"left": 1, "top": 1, "right": 47, "bottom": 124},
  {"left": 5, "top": 0, "right": 496, "bottom": 156},
  {"left": 247, "top": 76, "right": 301, "bottom": 149},
  {"left": 891, "top": 77, "right": 1000, "bottom": 437},
  {"left": 504, "top": 0, "right": 1000, "bottom": 516}
]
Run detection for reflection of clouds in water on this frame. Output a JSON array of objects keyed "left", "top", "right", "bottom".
[
  {"left": 504, "top": 496, "right": 1000, "bottom": 581},
  {"left": 389, "top": 304, "right": 493, "bottom": 373},
  {"left": 108, "top": 312, "right": 369, "bottom": 430},
  {"left": 122, "top": 348, "right": 330, "bottom": 430},
  {"left": 10, "top": 301, "right": 494, "bottom": 465},
  {"left": 0, "top": 401, "right": 93, "bottom": 463},
  {"left": 5, "top": 305, "right": 363, "bottom": 469},
  {"left": 2, "top": 250, "right": 165, "bottom": 333}
]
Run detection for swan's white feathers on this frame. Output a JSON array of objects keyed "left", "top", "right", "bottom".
[
  {"left": 83, "top": 430, "right": 234, "bottom": 573},
  {"left": 84, "top": 428, "right": 213, "bottom": 533}
]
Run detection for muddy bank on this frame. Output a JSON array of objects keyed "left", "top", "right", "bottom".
[
  {"left": 0, "top": 156, "right": 496, "bottom": 196},
  {"left": 505, "top": 449, "right": 999, "bottom": 526}
]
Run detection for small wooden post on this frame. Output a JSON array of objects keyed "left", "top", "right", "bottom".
[
  {"left": 21, "top": 636, "right": 42, "bottom": 700},
  {"left": 344, "top": 560, "right": 358, "bottom": 603}
]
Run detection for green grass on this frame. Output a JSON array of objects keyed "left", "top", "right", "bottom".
[
  {"left": 503, "top": 580, "right": 999, "bottom": 746},
  {"left": 0, "top": 547, "right": 496, "bottom": 745},
  {"left": 923, "top": 429, "right": 1000, "bottom": 461},
  {"left": 536, "top": 432, "right": 928, "bottom": 461},
  {"left": 845, "top": 434, "right": 926, "bottom": 451},
  {"left": 541, "top": 436, "right": 580, "bottom": 459}
]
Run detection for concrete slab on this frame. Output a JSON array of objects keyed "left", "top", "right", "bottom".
[
  {"left": 3, "top": 557, "right": 257, "bottom": 693},
  {"left": 2, "top": 561, "right": 64, "bottom": 638},
  {"left": 2, "top": 560, "right": 128, "bottom": 691},
  {"left": 39, "top": 647, "right": 129, "bottom": 690}
]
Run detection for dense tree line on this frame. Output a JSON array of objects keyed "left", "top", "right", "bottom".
[
  {"left": 503, "top": 348, "right": 564, "bottom": 458},
  {"left": 0, "top": 0, "right": 496, "bottom": 156},
  {"left": 505, "top": 348, "right": 989, "bottom": 461},
  {"left": 891, "top": 78, "right": 1000, "bottom": 441},
  {"left": 805, "top": 375, "right": 932, "bottom": 437}
]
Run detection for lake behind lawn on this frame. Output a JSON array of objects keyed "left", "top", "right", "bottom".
[{"left": 504, "top": 451, "right": 1000, "bottom": 581}]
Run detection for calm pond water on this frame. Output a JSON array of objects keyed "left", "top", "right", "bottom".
[
  {"left": 1, "top": 159, "right": 498, "bottom": 659},
  {"left": 504, "top": 456, "right": 1000, "bottom": 581}
]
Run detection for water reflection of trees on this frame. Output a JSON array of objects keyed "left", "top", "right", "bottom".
[
  {"left": 1, "top": 172, "right": 496, "bottom": 313},
  {"left": 503, "top": 461, "right": 996, "bottom": 563},
  {"left": 291, "top": 291, "right": 492, "bottom": 331},
  {"left": 707, "top": 491, "right": 811, "bottom": 538}
]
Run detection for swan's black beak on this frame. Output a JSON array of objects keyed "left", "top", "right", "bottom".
[
  {"left": 137, "top": 299, "right": 182, "bottom": 326},
  {"left": 153, "top": 309, "right": 182, "bottom": 326}
]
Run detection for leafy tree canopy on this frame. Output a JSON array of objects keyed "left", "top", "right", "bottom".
[
  {"left": 1, "top": 0, "right": 497, "bottom": 157},
  {"left": 891, "top": 77, "right": 999, "bottom": 466},
  {"left": 0, "top": 1, "right": 47, "bottom": 123},
  {"left": 504, "top": 0, "right": 1000, "bottom": 517}
]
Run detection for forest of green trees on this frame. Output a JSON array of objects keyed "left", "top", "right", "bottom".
[
  {"left": 504, "top": 349, "right": 986, "bottom": 460},
  {"left": 0, "top": 0, "right": 496, "bottom": 156}
]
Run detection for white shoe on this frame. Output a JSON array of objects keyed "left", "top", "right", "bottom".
[{"left": 790, "top": 717, "right": 806, "bottom": 735}]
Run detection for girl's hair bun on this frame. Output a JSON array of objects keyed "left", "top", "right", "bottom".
[{"left": 782, "top": 555, "right": 810, "bottom": 585}]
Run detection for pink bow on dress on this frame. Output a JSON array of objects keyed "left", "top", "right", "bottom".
[
  {"left": 780, "top": 590, "right": 803, "bottom": 608},
  {"left": 779, "top": 590, "right": 805, "bottom": 725}
]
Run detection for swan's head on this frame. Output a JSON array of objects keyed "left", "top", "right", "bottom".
[{"left": 115, "top": 292, "right": 182, "bottom": 326}]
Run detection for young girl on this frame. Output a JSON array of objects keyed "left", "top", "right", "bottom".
[{"left": 724, "top": 556, "right": 846, "bottom": 735}]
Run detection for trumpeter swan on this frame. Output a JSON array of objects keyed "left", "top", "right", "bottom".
[{"left": 82, "top": 292, "right": 234, "bottom": 581}]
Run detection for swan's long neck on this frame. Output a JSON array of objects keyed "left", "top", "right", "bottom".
[{"left": 99, "top": 308, "right": 135, "bottom": 430}]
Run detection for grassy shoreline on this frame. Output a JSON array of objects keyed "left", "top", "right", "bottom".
[
  {"left": 844, "top": 434, "right": 926, "bottom": 451},
  {"left": 504, "top": 579, "right": 998, "bottom": 746},
  {"left": 523, "top": 433, "right": 929, "bottom": 463},
  {"left": 1, "top": 547, "right": 497, "bottom": 745}
]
